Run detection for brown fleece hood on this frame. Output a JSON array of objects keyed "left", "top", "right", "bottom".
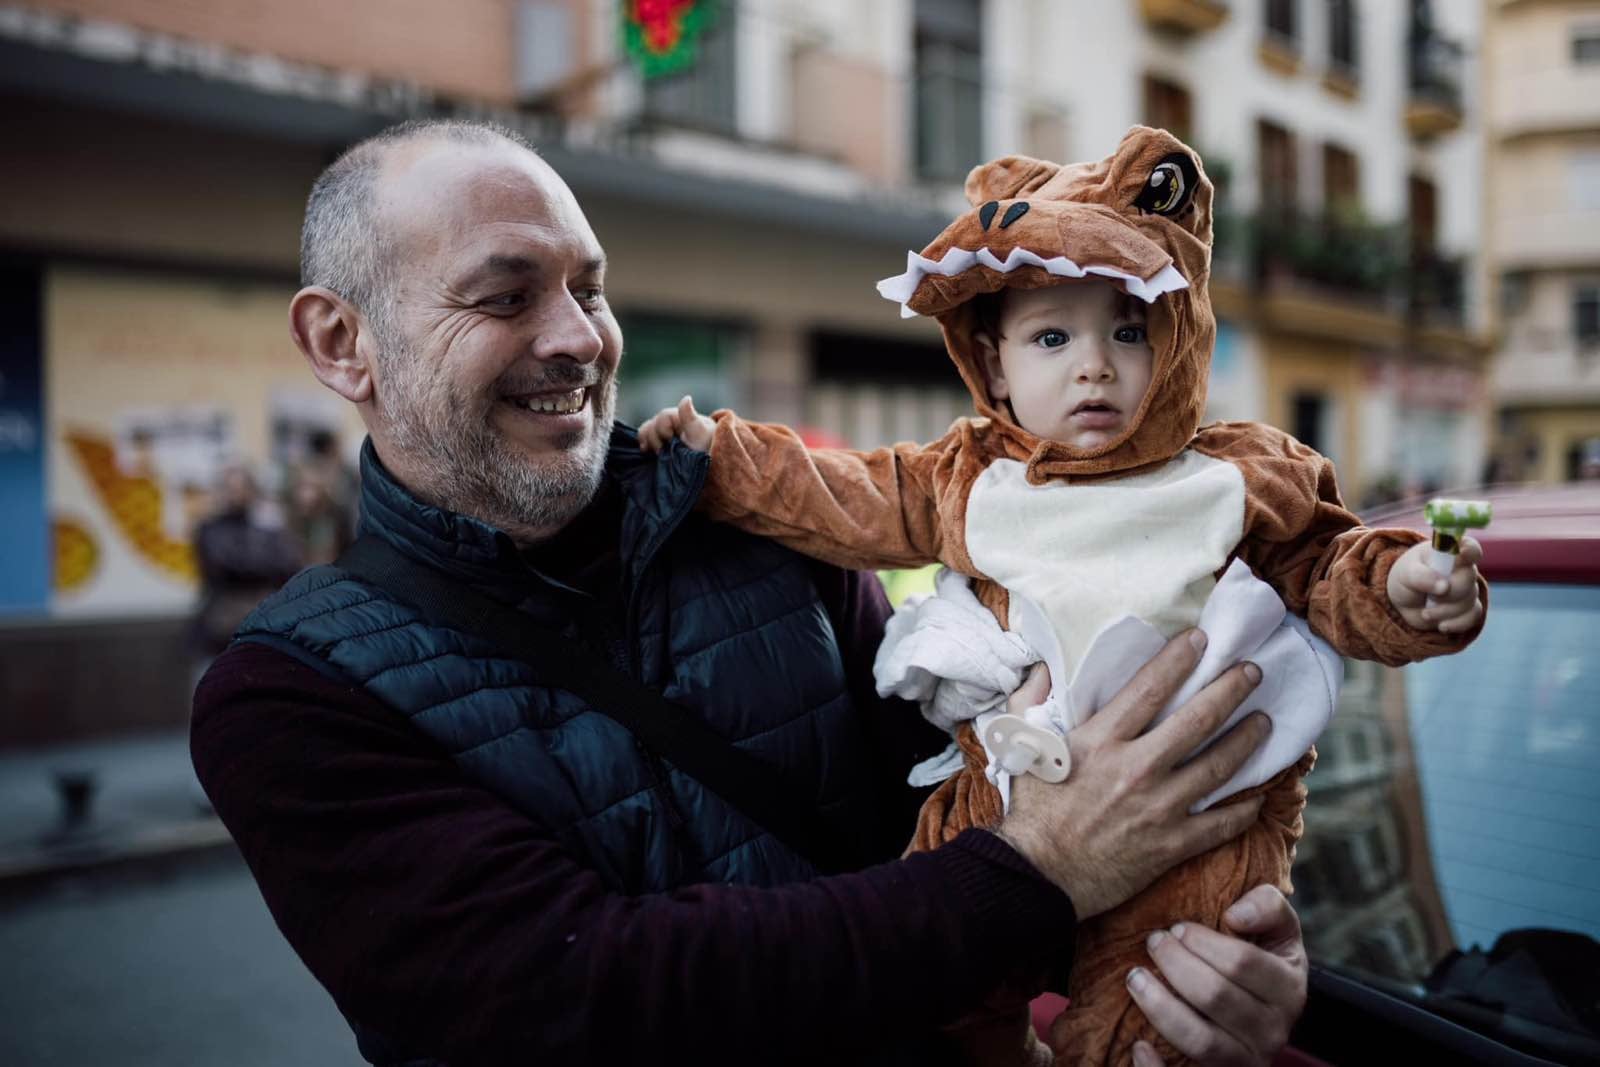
[{"left": 877, "top": 126, "right": 1216, "bottom": 482}]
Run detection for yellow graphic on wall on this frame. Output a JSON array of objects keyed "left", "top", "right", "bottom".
[
  {"left": 64, "top": 432, "right": 197, "bottom": 582},
  {"left": 52, "top": 518, "right": 99, "bottom": 592}
]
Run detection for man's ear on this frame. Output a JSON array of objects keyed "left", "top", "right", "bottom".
[
  {"left": 975, "top": 334, "right": 1010, "bottom": 401},
  {"left": 289, "top": 286, "right": 374, "bottom": 404}
]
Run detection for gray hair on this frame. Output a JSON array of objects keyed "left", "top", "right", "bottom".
[{"left": 298, "top": 118, "right": 538, "bottom": 328}]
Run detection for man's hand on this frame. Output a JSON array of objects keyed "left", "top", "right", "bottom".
[
  {"left": 1386, "top": 537, "right": 1483, "bottom": 633},
  {"left": 639, "top": 395, "right": 715, "bottom": 454},
  {"left": 1125, "top": 885, "right": 1309, "bottom": 1066},
  {"left": 995, "top": 629, "right": 1269, "bottom": 919}
]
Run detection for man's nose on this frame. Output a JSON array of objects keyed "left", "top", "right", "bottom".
[{"left": 533, "top": 292, "right": 605, "bottom": 364}]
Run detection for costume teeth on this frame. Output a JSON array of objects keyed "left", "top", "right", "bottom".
[{"left": 875, "top": 247, "right": 1188, "bottom": 318}]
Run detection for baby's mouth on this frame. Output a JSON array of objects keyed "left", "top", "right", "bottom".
[{"left": 1070, "top": 399, "right": 1119, "bottom": 416}]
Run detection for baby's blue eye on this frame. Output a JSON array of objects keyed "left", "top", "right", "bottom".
[
  {"left": 1034, "top": 329, "right": 1068, "bottom": 349},
  {"left": 1114, "top": 324, "right": 1147, "bottom": 344}
]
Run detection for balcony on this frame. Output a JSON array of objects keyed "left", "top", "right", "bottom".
[
  {"left": 1406, "top": 32, "right": 1464, "bottom": 138},
  {"left": 1139, "top": 0, "right": 1229, "bottom": 36},
  {"left": 1406, "top": 253, "right": 1467, "bottom": 331}
]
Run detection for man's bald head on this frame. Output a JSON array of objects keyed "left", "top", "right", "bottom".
[{"left": 299, "top": 118, "right": 540, "bottom": 330}]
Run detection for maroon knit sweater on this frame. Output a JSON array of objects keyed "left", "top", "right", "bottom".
[{"left": 191, "top": 568, "right": 1076, "bottom": 1065}]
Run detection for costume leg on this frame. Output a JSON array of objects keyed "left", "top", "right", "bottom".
[{"left": 1048, "top": 753, "right": 1315, "bottom": 1066}]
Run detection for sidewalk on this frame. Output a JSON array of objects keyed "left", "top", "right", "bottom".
[{"left": 0, "top": 729, "right": 233, "bottom": 889}]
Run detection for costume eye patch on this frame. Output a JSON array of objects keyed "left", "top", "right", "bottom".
[{"left": 1134, "top": 153, "right": 1199, "bottom": 217}]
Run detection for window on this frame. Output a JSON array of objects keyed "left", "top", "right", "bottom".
[
  {"left": 1299, "top": 582, "right": 1600, "bottom": 1063},
  {"left": 1322, "top": 142, "right": 1360, "bottom": 212},
  {"left": 1265, "top": 0, "right": 1298, "bottom": 46},
  {"left": 1577, "top": 285, "right": 1600, "bottom": 344},
  {"left": 810, "top": 331, "right": 967, "bottom": 448},
  {"left": 611, "top": 311, "right": 745, "bottom": 426},
  {"left": 1573, "top": 24, "right": 1600, "bottom": 64},
  {"left": 1570, "top": 150, "right": 1600, "bottom": 212},
  {"left": 641, "top": 2, "right": 737, "bottom": 133},
  {"left": 1258, "top": 118, "right": 1299, "bottom": 214},
  {"left": 1143, "top": 74, "right": 1194, "bottom": 143},
  {"left": 1327, "top": 0, "right": 1360, "bottom": 77},
  {"left": 1291, "top": 390, "right": 1325, "bottom": 453},
  {"left": 913, "top": 0, "right": 984, "bottom": 182}
]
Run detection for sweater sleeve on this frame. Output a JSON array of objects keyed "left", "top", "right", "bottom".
[
  {"left": 191, "top": 640, "right": 1075, "bottom": 1065},
  {"left": 1196, "top": 422, "right": 1486, "bottom": 666},
  {"left": 699, "top": 411, "right": 969, "bottom": 572}
]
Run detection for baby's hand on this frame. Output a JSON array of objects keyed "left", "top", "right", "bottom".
[
  {"left": 638, "top": 395, "right": 715, "bottom": 454},
  {"left": 1386, "top": 538, "right": 1484, "bottom": 634},
  {"left": 1007, "top": 661, "right": 1051, "bottom": 716}
]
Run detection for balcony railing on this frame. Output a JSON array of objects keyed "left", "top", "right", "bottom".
[
  {"left": 1139, "top": 0, "right": 1229, "bottom": 36},
  {"left": 1406, "top": 253, "right": 1467, "bottom": 330},
  {"left": 1406, "top": 31, "right": 1464, "bottom": 137}
]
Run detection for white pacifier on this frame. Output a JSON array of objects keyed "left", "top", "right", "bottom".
[{"left": 983, "top": 714, "right": 1071, "bottom": 783}]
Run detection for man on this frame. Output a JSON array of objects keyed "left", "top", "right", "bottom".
[{"left": 191, "top": 119, "right": 1308, "bottom": 1066}]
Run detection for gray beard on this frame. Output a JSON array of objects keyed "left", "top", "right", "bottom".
[{"left": 378, "top": 340, "right": 615, "bottom": 538}]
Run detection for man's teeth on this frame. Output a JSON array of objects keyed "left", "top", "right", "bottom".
[{"left": 523, "top": 389, "right": 586, "bottom": 414}]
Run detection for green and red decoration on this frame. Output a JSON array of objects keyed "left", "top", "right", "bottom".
[{"left": 622, "top": 0, "right": 717, "bottom": 79}]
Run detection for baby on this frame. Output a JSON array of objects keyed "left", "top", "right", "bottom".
[{"left": 639, "top": 128, "right": 1485, "bottom": 1065}]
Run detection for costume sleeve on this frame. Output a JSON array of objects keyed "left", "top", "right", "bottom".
[
  {"left": 1198, "top": 423, "right": 1486, "bottom": 666},
  {"left": 191, "top": 640, "right": 1074, "bottom": 1064},
  {"left": 700, "top": 410, "right": 978, "bottom": 573}
]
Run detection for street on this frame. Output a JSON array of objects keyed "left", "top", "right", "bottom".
[{"left": 0, "top": 852, "right": 365, "bottom": 1066}]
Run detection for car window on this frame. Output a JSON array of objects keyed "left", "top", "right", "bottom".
[{"left": 1297, "top": 582, "right": 1600, "bottom": 1064}]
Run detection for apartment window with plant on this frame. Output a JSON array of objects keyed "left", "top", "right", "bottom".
[
  {"left": 1143, "top": 74, "right": 1193, "bottom": 144},
  {"left": 642, "top": 2, "right": 737, "bottom": 134},
  {"left": 1327, "top": 0, "right": 1360, "bottom": 80},
  {"left": 914, "top": 0, "right": 984, "bottom": 182},
  {"left": 1265, "top": 0, "right": 1298, "bottom": 49}
]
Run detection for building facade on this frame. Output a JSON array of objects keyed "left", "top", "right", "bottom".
[
  {"left": 0, "top": 0, "right": 1488, "bottom": 740},
  {"left": 1483, "top": 0, "right": 1600, "bottom": 484}
]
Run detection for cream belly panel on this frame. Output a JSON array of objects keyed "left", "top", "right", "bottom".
[{"left": 965, "top": 451, "right": 1247, "bottom": 675}]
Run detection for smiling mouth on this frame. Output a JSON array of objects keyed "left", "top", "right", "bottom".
[{"left": 505, "top": 387, "right": 590, "bottom": 415}]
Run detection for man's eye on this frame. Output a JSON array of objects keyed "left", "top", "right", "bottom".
[
  {"left": 481, "top": 293, "right": 525, "bottom": 309},
  {"left": 1034, "top": 329, "right": 1068, "bottom": 348},
  {"left": 1114, "top": 324, "right": 1147, "bottom": 344},
  {"left": 575, "top": 286, "right": 604, "bottom": 309}
]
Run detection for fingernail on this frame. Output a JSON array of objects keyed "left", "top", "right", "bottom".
[
  {"left": 1227, "top": 900, "right": 1258, "bottom": 925},
  {"left": 1127, "top": 967, "right": 1149, "bottom": 993},
  {"left": 1435, "top": 580, "right": 1448, "bottom": 594},
  {"left": 1146, "top": 930, "right": 1166, "bottom": 952},
  {"left": 1170, "top": 923, "right": 1187, "bottom": 940},
  {"left": 1188, "top": 629, "right": 1207, "bottom": 651},
  {"left": 1243, "top": 661, "right": 1262, "bottom": 684}
]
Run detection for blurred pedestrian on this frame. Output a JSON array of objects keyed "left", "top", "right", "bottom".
[
  {"left": 284, "top": 431, "right": 358, "bottom": 566},
  {"left": 190, "top": 462, "right": 302, "bottom": 663}
]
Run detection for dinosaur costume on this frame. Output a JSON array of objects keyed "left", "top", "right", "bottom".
[{"left": 693, "top": 127, "right": 1485, "bottom": 1064}]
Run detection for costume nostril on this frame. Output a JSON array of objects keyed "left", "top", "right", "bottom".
[
  {"left": 1000, "top": 202, "right": 1030, "bottom": 229},
  {"left": 978, "top": 201, "right": 999, "bottom": 230}
]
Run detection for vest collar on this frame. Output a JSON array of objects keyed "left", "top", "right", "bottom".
[{"left": 356, "top": 426, "right": 709, "bottom": 586}]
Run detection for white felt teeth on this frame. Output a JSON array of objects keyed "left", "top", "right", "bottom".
[{"left": 875, "top": 246, "right": 1189, "bottom": 318}]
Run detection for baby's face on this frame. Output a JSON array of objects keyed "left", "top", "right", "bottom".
[{"left": 978, "top": 280, "right": 1155, "bottom": 451}]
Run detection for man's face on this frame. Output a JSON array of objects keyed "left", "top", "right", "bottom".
[
  {"left": 978, "top": 280, "right": 1155, "bottom": 451},
  {"left": 366, "top": 141, "right": 622, "bottom": 540}
]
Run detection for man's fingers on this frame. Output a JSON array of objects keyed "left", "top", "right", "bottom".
[
  {"left": 1093, "top": 629, "right": 1208, "bottom": 742},
  {"left": 1154, "top": 919, "right": 1299, "bottom": 1007},
  {"left": 1146, "top": 926, "right": 1272, "bottom": 1047},
  {"left": 1127, "top": 965, "right": 1250, "bottom": 1065},
  {"left": 1170, "top": 794, "right": 1265, "bottom": 866},
  {"left": 1223, "top": 885, "right": 1302, "bottom": 949},
  {"left": 1143, "top": 663, "right": 1263, "bottom": 771},
  {"left": 1171, "top": 710, "right": 1270, "bottom": 801}
]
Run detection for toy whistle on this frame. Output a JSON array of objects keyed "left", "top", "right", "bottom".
[{"left": 1423, "top": 498, "right": 1490, "bottom": 607}]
